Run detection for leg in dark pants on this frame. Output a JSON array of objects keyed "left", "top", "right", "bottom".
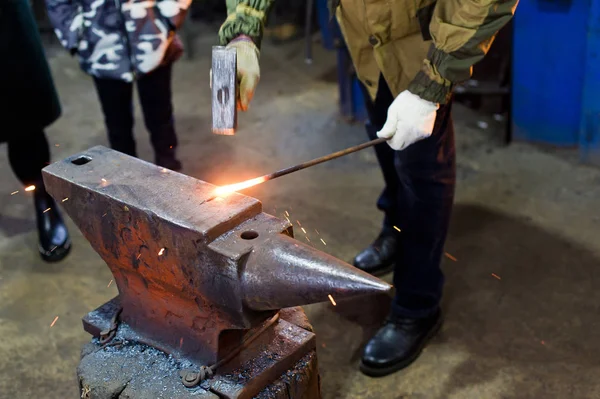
[
  {"left": 137, "top": 63, "right": 181, "bottom": 170},
  {"left": 7, "top": 130, "right": 71, "bottom": 262},
  {"left": 360, "top": 75, "right": 456, "bottom": 376},
  {"left": 352, "top": 77, "right": 403, "bottom": 274},
  {"left": 92, "top": 77, "right": 136, "bottom": 157},
  {"left": 8, "top": 128, "right": 50, "bottom": 185}
]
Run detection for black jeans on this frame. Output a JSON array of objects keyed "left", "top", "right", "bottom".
[
  {"left": 7, "top": 130, "right": 50, "bottom": 186},
  {"left": 362, "top": 75, "right": 456, "bottom": 319},
  {"left": 92, "top": 63, "right": 178, "bottom": 158}
]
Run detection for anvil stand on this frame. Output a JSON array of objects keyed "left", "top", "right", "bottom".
[
  {"left": 42, "top": 146, "right": 390, "bottom": 399},
  {"left": 77, "top": 305, "right": 320, "bottom": 399}
]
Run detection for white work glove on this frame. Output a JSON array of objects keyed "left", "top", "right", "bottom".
[{"left": 376, "top": 90, "right": 440, "bottom": 151}]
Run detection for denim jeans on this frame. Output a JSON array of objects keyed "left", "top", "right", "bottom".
[
  {"left": 361, "top": 75, "right": 456, "bottom": 318},
  {"left": 92, "top": 63, "right": 178, "bottom": 159}
]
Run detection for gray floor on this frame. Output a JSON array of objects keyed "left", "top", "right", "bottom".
[{"left": 1, "top": 28, "right": 600, "bottom": 399}]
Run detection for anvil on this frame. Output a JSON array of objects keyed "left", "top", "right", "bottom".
[{"left": 42, "top": 146, "right": 391, "bottom": 370}]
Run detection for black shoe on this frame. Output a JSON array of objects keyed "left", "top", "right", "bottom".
[
  {"left": 360, "top": 309, "right": 442, "bottom": 377},
  {"left": 352, "top": 229, "right": 399, "bottom": 275},
  {"left": 34, "top": 185, "right": 71, "bottom": 262},
  {"left": 156, "top": 152, "right": 182, "bottom": 172}
]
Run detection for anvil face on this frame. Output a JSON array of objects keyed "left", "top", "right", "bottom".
[{"left": 42, "top": 146, "right": 391, "bottom": 366}]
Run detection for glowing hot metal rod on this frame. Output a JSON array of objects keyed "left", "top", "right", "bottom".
[{"left": 214, "top": 137, "right": 389, "bottom": 196}]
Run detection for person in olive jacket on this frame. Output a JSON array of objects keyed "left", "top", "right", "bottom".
[
  {"left": 218, "top": 0, "right": 517, "bottom": 377},
  {"left": 0, "top": 0, "right": 71, "bottom": 262}
]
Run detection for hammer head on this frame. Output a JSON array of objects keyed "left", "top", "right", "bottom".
[{"left": 211, "top": 46, "right": 237, "bottom": 135}]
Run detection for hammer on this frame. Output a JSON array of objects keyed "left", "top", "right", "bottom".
[{"left": 211, "top": 46, "right": 237, "bottom": 135}]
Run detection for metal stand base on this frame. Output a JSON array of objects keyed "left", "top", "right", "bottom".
[{"left": 77, "top": 307, "right": 321, "bottom": 399}]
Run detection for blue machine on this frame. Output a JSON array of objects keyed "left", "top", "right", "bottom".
[
  {"left": 315, "top": 0, "right": 368, "bottom": 124},
  {"left": 512, "top": 0, "right": 600, "bottom": 165}
]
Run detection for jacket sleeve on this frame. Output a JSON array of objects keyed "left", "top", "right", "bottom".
[
  {"left": 45, "top": 0, "right": 82, "bottom": 52},
  {"left": 156, "top": 0, "right": 192, "bottom": 31},
  {"left": 407, "top": 0, "right": 518, "bottom": 104},
  {"left": 218, "top": 0, "right": 275, "bottom": 48}
]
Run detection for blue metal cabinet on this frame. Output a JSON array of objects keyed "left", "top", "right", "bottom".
[{"left": 512, "top": 0, "right": 600, "bottom": 164}]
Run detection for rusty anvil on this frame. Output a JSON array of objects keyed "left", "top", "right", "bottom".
[{"left": 42, "top": 146, "right": 391, "bottom": 397}]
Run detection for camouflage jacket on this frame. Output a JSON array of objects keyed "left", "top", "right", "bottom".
[
  {"left": 46, "top": 0, "right": 191, "bottom": 82},
  {"left": 218, "top": 0, "right": 517, "bottom": 104}
]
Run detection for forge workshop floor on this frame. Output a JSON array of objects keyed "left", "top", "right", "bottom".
[{"left": 1, "top": 26, "right": 600, "bottom": 399}]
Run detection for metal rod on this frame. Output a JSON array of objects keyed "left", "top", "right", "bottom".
[{"left": 260, "top": 137, "right": 389, "bottom": 183}]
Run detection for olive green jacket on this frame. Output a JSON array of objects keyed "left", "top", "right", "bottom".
[{"left": 219, "top": 0, "right": 518, "bottom": 104}]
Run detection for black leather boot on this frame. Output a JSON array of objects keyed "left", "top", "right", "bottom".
[
  {"left": 34, "top": 184, "right": 71, "bottom": 262},
  {"left": 360, "top": 309, "right": 442, "bottom": 377},
  {"left": 155, "top": 148, "right": 182, "bottom": 171},
  {"left": 352, "top": 229, "right": 399, "bottom": 275}
]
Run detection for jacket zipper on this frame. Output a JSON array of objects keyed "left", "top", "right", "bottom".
[{"left": 114, "top": 0, "right": 136, "bottom": 80}]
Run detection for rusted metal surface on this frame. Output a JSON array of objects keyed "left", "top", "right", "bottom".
[
  {"left": 212, "top": 46, "right": 237, "bottom": 135},
  {"left": 44, "top": 146, "right": 389, "bottom": 397}
]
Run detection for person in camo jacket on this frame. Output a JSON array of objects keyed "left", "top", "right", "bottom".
[
  {"left": 217, "top": 0, "right": 518, "bottom": 377},
  {"left": 46, "top": 0, "right": 191, "bottom": 171}
]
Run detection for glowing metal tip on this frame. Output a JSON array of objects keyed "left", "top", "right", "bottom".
[{"left": 214, "top": 176, "right": 268, "bottom": 197}]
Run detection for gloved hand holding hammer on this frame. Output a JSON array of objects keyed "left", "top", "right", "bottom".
[{"left": 226, "top": 35, "right": 260, "bottom": 111}]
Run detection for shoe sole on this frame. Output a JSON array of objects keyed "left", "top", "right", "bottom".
[
  {"left": 359, "top": 314, "right": 443, "bottom": 378},
  {"left": 351, "top": 261, "right": 395, "bottom": 277},
  {"left": 40, "top": 240, "right": 72, "bottom": 263},
  {"left": 368, "top": 263, "right": 395, "bottom": 277}
]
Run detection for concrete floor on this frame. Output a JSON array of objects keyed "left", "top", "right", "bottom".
[{"left": 1, "top": 26, "right": 600, "bottom": 399}]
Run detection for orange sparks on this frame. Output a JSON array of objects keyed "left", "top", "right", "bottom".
[
  {"left": 50, "top": 316, "right": 59, "bottom": 328},
  {"left": 285, "top": 211, "right": 290, "bottom": 217},
  {"left": 305, "top": 236, "right": 311, "bottom": 243},
  {"left": 43, "top": 208, "right": 51, "bottom": 213},
  {"left": 25, "top": 185, "right": 36, "bottom": 192},
  {"left": 102, "top": 213, "right": 107, "bottom": 217},
  {"left": 492, "top": 273, "right": 501, "bottom": 280},
  {"left": 10, "top": 191, "right": 18, "bottom": 195},
  {"left": 296, "top": 220, "right": 302, "bottom": 227},
  {"left": 301, "top": 227, "right": 307, "bottom": 234},
  {"left": 62, "top": 198, "right": 68, "bottom": 202},
  {"left": 445, "top": 252, "right": 457, "bottom": 262},
  {"left": 55, "top": 144, "right": 60, "bottom": 147},
  {"left": 214, "top": 176, "right": 268, "bottom": 197},
  {"left": 328, "top": 294, "right": 337, "bottom": 306},
  {"left": 136, "top": 254, "right": 141, "bottom": 260},
  {"left": 315, "top": 229, "right": 319, "bottom": 235},
  {"left": 393, "top": 226, "right": 401, "bottom": 232},
  {"left": 320, "top": 238, "right": 327, "bottom": 245},
  {"left": 158, "top": 248, "right": 165, "bottom": 256},
  {"left": 179, "top": 337, "right": 184, "bottom": 348},
  {"left": 107, "top": 279, "right": 113, "bottom": 288}
]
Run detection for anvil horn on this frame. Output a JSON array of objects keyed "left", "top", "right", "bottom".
[{"left": 243, "top": 234, "right": 392, "bottom": 311}]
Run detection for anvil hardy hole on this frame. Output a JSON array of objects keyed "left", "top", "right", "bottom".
[
  {"left": 240, "top": 231, "right": 259, "bottom": 240},
  {"left": 71, "top": 156, "right": 92, "bottom": 165}
]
